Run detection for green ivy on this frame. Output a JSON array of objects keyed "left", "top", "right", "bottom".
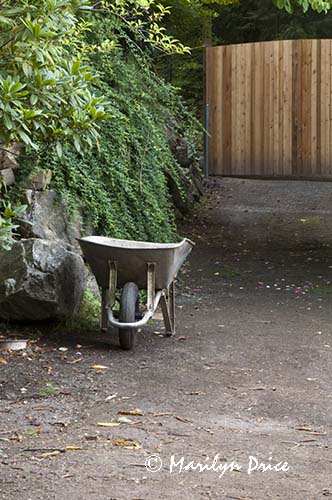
[{"left": 17, "top": 15, "right": 200, "bottom": 243}]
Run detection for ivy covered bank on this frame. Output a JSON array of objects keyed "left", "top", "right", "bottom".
[
  {"left": 0, "top": 1, "right": 201, "bottom": 252},
  {"left": 0, "top": 1, "right": 203, "bottom": 322}
]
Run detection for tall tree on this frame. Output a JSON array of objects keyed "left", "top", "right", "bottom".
[
  {"left": 215, "top": 0, "right": 332, "bottom": 44},
  {"left": 274, "top": 0, "right": 332, "bottom": 13}
]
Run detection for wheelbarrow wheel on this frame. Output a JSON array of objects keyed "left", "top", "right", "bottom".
[{"left": 119, "top": 282, "right": 139, "bottom": 350}]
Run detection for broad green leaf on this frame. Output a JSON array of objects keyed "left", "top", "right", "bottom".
[{"left": 56, "top": 141, "right": 63, "bottom": 157}]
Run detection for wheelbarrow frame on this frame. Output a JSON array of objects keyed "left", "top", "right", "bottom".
[
  {"left": 78, "top": 236, "right": 194, "bottom": 349},
  {"left": 101, "top": 261, "right": 176, "bottom": 336}
]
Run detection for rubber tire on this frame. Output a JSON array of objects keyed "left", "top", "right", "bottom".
[{"left": 119, "top": 282, "right": 139, "bottom": 350}]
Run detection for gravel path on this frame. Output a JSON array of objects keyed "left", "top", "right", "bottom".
[{"left": 1, "top": 178, "right": 331, "bottom": 500}]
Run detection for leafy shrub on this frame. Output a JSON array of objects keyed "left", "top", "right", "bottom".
[
  {"left": 0, "top": 0, "right": 108, "bottom": 151},
  {"left": 0, "top": 180, "right": 27, "bottom": 250}
]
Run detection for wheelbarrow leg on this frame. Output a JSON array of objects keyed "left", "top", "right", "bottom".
[
  {"left": 147, "top": 262, "right": 156, "bottom": 313},
  {"left": 169, "top": 280, "right": 175, "bottom": 333},
  {"left": 160, "top": 280, "right": 175, "bottom": 337},
  {"left": 101, "top": 261, "right": 117, "bottom": 331},
  {"left": 101, "top": 289, "right": 109, "bottom": 331}
]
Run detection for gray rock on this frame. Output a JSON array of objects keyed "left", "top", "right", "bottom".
[
  {"left": 166, "top": 162, "right": 204, "bottom": 216},
  {"left": 0, "top": 143, "right": 22, "bottom": 170},
  {"left": 166, "top": 125, "right": 204, "bottom": 214},
  {"left": 167, "top": 125, "right": 196, "bottom": 169},
  {"left": 0, "top": 168, "right": 15, "bottom": 186},
  {"left": 0, "top": 239, "right": 87, "bottom": 322},
  {"left": 20, "top": 190, "right": 82, "bottom": 251},
  {"left": 25, "top": 169, "right": 52, "bottom": 191},
  {"left": 85, "top": 271, "right": 101, "bottom": 301}
]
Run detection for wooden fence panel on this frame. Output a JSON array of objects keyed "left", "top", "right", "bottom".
[{"left": 206, "top": 39, "right": 332, "bottom": 178}]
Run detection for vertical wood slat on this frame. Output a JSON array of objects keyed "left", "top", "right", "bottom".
[
  {"left": 320, "top": 40, "right": 328, "bottom": 175},
  {"left": 302, "top": 39, "right": 313, "bottom": 176},
  {"left": 326, "top": 40, "right": 332, "bottom": 175},
  {"left": 252, "top": 42, "right": 261, "bottom": 174},
  {"left": 274, "top": 41, "right": 281, "bottom": 176},
  {"left": 239, "top": 44, "right": 246, "bottom": 174},
  {"left": 310, "top": 40, "right": 318, "bottom": 175},
  {"left": 244, "top": 43, "right": 252, "bottom": 176},
  {"left": 282, "top": 40, "right": 293, "bottom": 176},
  {"left": 231, "top": 44, "right": 239, "bottom": 174},
  {"left": 215, "top": 47, "right": 223, "bottom": 172},
  {"left": 222, "top": 45, "right": 232, "bottom": 169},
  {"left": 206, "top": 39, "right": 332, "bottom": 179},
  {"left": 263, "top": 42, "right": 270, "bottom": 173},
  {"left": 326, "top": 39, "right": 330, "bottom": 175},
  {"left": 292, "top": 39, "right": 302, "bottom": 177},
  {"left": 272, "top": 41, "right": 280, "bottom": 176}
]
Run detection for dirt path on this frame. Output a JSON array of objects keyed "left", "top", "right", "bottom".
[{"left": 1, "top": 179, "right": 332, "bottom": 500}]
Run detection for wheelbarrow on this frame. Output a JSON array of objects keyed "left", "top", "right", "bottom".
[{"left": 78, "top": 236, "right": 194, "bottom": 350}]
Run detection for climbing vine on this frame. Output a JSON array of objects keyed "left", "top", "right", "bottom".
[{"left": 17, "top": 15, "right": 200, "bottom": 243}]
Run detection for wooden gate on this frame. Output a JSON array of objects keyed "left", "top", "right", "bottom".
[{"left": 206, "top": 39, "right": 332, "bottom": 178}]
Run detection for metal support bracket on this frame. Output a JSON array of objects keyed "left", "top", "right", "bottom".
[
  {"left": 107, "top": 262, "right": 160, "bottom": 330},
  {"left": 103, "top": 261, "right": 176, "bottom": 335},
  {"left": 160, "top": 280, "right": 175, "bottom": 336},
  {"left": 100, "top": 260, "right": 117, "bottom": 331}
]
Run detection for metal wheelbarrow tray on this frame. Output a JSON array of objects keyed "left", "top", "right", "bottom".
[{"left": 79, "top": 236, "right": 194, "bottom": 350}]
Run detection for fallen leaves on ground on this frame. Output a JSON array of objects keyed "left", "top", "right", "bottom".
[
  {"left": 228, "top": 496, "right": 255, "bottom": 500},
  {"left": 175, "top": 415, "right": 192, "bottom": 423},
  {"left": 90, "top": 364, "right": 109, "bottom": 370},
  {"left": 105, "top": 393, "right": 118, "bottom": 401},
  {"left": 39, "top": 446, "right": 82, "bottom": 458},
  {"left": 67, "top": 358, "right": 82, "bottom": 365},
  {"left": 117, "top": 416, "right": 133, "bottom": 424},
  {"left": 10, "top": 433, "right": 24, "bottom": 442},
  {"left": 294, "top": 426, "right": 326, "bottom": 435},
  {"left": 84, "top": 434, "right": 98, "bottom": 441},
  {"left": 117, "top": 409, "right": 144, "bottom": 416},
  {"left": 0, "top": 358, "right": 7, "bottom": 364},
  {"left": 113, "top": 439, "right": 142, "bottom": 450},
  {"left": 41, "top": 450, "right": 62, "bottom": 458},
  {"left": 97, "top": 422, "right": 121, "bottom": 428}
]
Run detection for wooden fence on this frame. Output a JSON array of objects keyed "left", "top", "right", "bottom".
[{"left": 206, "top": 39, "right": 332, "bottom": 178}]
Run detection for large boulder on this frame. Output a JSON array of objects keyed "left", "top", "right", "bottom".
[
  {"left": 19, "top": 190, "right": 82, "bottom": 251},
  {"left": 0, "top": 239, "right": 87, "bottom": 322}
]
